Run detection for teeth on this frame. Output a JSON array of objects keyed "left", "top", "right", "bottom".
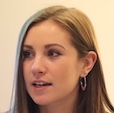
[
  {"left": 36, "top": 82, "right": 45, "bottom": 86},
  {"left": 33, "top": 82, "right": 52, "bottom": 87}
]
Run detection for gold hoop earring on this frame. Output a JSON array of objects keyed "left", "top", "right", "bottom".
[{"left": 80, "top": 77, "right": 87, "bottom": 91}]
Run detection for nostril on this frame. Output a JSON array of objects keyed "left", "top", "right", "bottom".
[
  {"left": 30, "top": 59, "right": 46, "bottom": 76},
  {"left": 38, "top": 71, "right": 44, "bottom": 73},
  {"left": 31, "top": 65, "right": 46, "bottom": 76}
]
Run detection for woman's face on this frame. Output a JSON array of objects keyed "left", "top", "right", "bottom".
[{"left": 22, "top": 19, "right": 85, "bottom": 106}]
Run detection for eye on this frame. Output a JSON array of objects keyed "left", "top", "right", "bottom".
[
  {"left": 22, "top": 50, "right": 34, "bottom": 60},
  {"left": 47, "top": 50, "right": 61, "bottom": 57}
]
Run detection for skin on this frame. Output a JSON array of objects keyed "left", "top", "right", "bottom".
[{"left": 22, "top": 19, "right": 97, "bottom": 113}]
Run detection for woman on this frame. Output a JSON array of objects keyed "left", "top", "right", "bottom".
[{"left": 9, "top": 5, "right": 114, "bottom": 113}]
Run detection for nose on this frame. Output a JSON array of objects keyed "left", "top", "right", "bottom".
[{"left": 31, "top": 57, "right": 46, "bottom": 77}]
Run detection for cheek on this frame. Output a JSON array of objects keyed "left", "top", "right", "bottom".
[
  {"left": 50, "top": 61, "right": 80, "bottom": 99},
  {"left": 50, "top": 58, "right": 81, "bottom": 86}
]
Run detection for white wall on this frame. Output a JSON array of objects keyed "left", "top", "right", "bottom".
[{"left": 0, "top": 0, "right": 114, "bottom": 112}]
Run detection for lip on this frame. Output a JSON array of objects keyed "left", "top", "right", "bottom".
[{"left": 31, "top": 80, "right": 52, "bottom": 91}]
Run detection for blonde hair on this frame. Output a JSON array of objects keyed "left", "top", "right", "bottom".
[{"left": 11, "top": 5, "right": 114, "bottom": 113}]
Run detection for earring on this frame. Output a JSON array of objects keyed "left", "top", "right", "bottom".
[{"left": 80, "top": 77, "right": 87, "bottom": 91}]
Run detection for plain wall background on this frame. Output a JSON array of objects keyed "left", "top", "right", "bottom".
[{"left": 0, "top": 0, "right": 114, "bottom": 112}]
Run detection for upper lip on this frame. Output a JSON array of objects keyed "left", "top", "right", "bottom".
[{"left": 32, "top": 80, "right": 52, "bottom": 85}]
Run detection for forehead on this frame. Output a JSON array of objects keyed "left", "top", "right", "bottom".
[{"left": 24, "top": 19, "right": 73, "bottom": 46}]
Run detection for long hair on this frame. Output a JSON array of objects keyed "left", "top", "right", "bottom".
[{"left": 11, "top": 5, "right": 114, "bottom": 113}]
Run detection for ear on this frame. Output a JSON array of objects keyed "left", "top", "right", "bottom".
[{"left": 80, "top": 51, "right": 97, "bottom": 77}]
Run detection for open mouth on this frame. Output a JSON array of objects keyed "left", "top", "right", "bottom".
[{"left": 32, "top": 82, "right": 52, "bottom": 87}]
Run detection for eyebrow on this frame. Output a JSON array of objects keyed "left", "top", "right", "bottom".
[
  {"left": 23, "top": 45, "right": 33, "bottom": 49},
  {"left": 45, "top": 44, "right": 66, "bottom": 50},
  {"left": 23, "top": 44, "right": 66, "bottom": 50}
]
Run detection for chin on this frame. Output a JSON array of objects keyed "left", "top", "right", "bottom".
[{"left": 32, "top": 97, "right": 52, "bottom": 106}]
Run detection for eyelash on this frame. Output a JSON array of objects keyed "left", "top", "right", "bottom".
[
  {"left": 22, "top": 50, "right": 34, "bottom": 60},
  {"left": 21, "top": 49, "right": 62, "bottom": 60},
  {"left": 47, "top": 49, "right": 62, "bottom": 57}
]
